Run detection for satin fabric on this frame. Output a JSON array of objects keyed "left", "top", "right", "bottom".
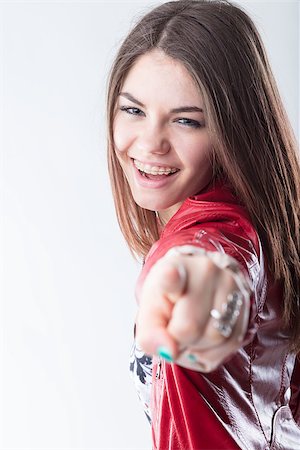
[{"left": 136, "top": 179, "right": 300, "bottom": 450}]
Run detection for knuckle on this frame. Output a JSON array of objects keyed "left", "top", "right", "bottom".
[
  {"left": 136, "top": 333, "right": 149, "bottom": 352},
  {"left": 203, "top": 257, "right": 220, "bottom": 275}
]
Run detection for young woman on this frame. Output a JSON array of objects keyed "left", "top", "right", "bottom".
[{"left": 106, "top": 1, "right": 300, "bottom": 448}]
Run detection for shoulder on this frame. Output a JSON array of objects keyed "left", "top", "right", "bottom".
[
  {"left": 136, "top": 179, "right": 262, "bottom": 295},
  {"left": 152, "top": 178, "right": 260, "bottom": 263},
  {"left": 163, "top": 179, "right": 256, "bottom": 237}
]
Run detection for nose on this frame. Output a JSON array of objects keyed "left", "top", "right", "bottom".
[{"left": 136, "top": 123, "right": 171, "bottom": 156}]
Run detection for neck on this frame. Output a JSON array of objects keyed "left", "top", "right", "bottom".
[{"left": 156, "top": 201, "right": 183, "bottom": 226}]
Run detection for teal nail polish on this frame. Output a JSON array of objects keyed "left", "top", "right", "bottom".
[
  {"left": 187, "top": 353, "right": 197, "bottom": 362},
  {"left": 157, "top": 346, "right": 173, "bottom": 362}
]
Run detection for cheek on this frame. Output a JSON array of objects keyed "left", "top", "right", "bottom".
[
  {"left": 184, "top": 139, "right": 212, "bottom": 170},
  {"left": 113, "top": 116, "right": 134, "bottom": 153}
]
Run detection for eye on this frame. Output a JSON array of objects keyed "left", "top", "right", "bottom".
[
  {"left": 176, "top": 118, "right": 203, "bottom": 129},
  {"left": 119, "top": 106, "right": 145, "bottom": 116}
]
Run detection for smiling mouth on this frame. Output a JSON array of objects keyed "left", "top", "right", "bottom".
[{"left": 133, "top": 159, "right": 179, "bottom": 177}]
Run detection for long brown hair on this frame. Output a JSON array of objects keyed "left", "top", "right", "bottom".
[{"left": 106, "top": 0, "right": 300, "bottom": 351}]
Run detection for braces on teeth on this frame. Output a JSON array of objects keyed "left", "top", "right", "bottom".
[
  {"left": 138, "top": 169, "right": 176, "bottom": 176},
  {"left": 134, "top": 160, "right": 178, "bottom": 176}
]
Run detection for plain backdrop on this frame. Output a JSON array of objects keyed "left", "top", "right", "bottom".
[{"left": 0, "top": 1, "right": 299, "bottom": 449}]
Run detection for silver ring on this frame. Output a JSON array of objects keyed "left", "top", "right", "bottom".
[{"left": 210, "top": 291, "right": 243, "bottom": 338}]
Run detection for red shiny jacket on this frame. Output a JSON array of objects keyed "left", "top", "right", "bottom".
[{"left": 136, "top": 180, "right": 300, "bottom": 450}]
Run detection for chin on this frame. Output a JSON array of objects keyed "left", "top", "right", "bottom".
[{"left": 133, "top": 196, "right": 173, "bottom": 212}]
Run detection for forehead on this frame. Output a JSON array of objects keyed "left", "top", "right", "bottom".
[{"left": 121, "top": 49, "right": 203, "bottom": 104}]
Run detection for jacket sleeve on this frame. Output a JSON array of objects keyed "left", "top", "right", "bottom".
[{"left": 136, "top": 222, "right": 264, "bottom": 346}]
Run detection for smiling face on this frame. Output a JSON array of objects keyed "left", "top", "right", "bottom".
[{"left": 113, "top": 49, "right": 213, "bottom": 223}]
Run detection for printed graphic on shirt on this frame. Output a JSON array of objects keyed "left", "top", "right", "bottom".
[{"left": 129, "top": 340, "right": 153, "bottom": 424}]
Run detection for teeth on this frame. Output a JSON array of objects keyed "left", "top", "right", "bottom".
[{"left": 134, "top": 159, "right": 178, "bottom": 175}]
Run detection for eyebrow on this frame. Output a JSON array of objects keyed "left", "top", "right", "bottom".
[{"left": 118, "top": 92, "right": 203, "bottom": 113}]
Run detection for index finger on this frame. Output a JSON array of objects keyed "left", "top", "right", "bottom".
[{"left": 136, "top": 261, "right": 187, "bottom": 359}]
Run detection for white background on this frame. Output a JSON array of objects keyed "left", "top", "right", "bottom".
[{"left": 1, "top": 1, "right": 299, "bottom": 449}]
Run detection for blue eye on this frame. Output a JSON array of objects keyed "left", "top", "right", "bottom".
[
  {"left": 120, "top": 106, "right": 144, "bottom": 116},
  {"left": 176, "top": 118, "right": 202, "bottom": 128}
]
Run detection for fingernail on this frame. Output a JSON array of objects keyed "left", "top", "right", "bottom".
[
  {"left": 187, "top": 353, "right": 197, "bottom": 362},
  {"left": 157, "top": 346, "right": 173, "bottom": 362},
  {"left": 186, "top": 354, "right": 206, "bottom": 371}
]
